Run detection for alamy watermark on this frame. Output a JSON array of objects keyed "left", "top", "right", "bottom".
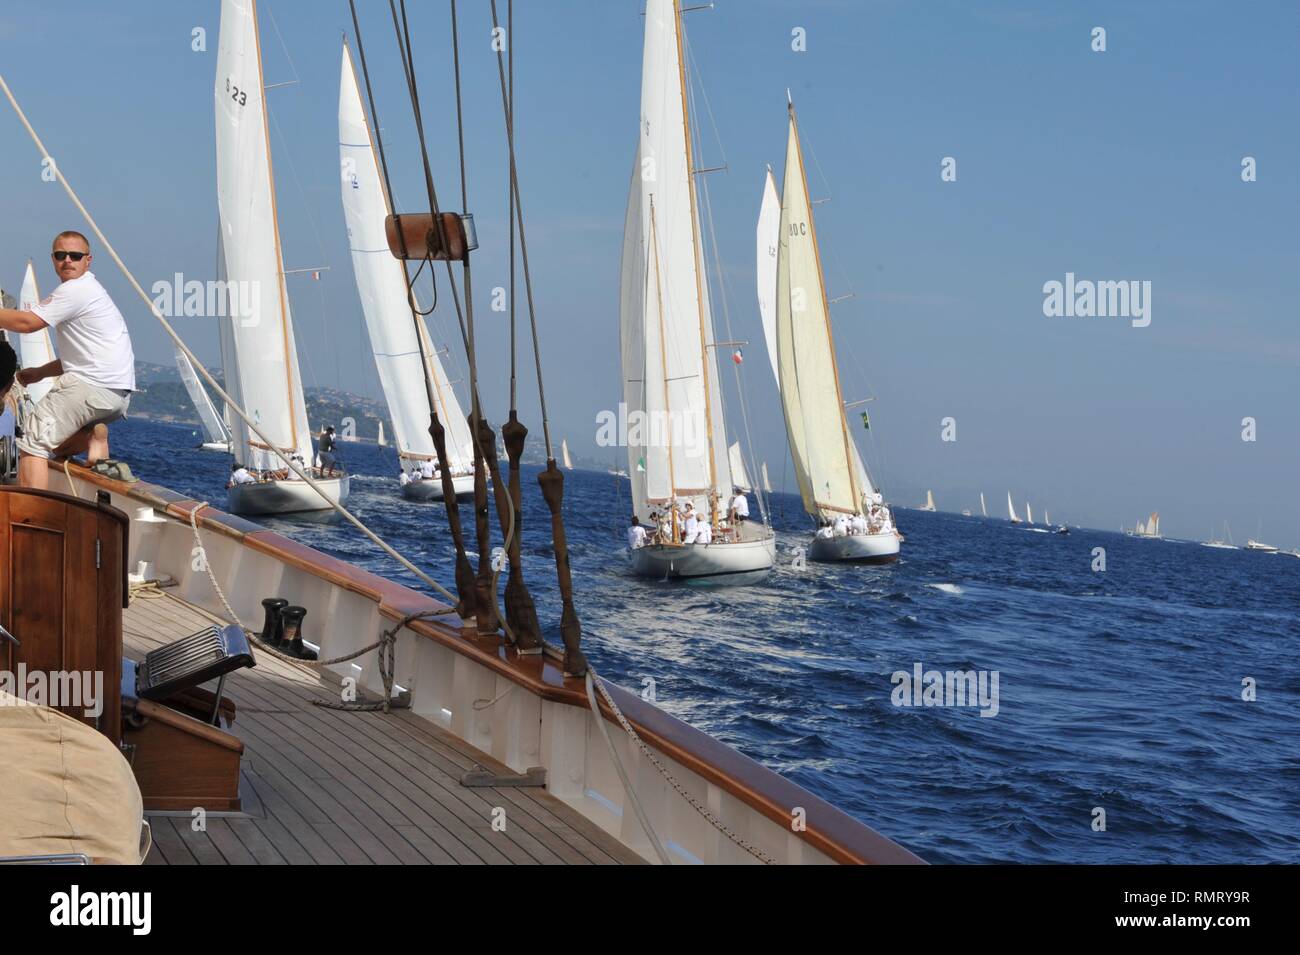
[
  {"left": 151, "top": 273, "right": 260, "bottom": 325},
  {"left": 595, "top": 402, "right": 708, "bottom": 457},
  {"left": 1, "top": 666, "right": 104, "bottom": 718},
  {"left": 891, "top": 662, "right": 999, "bottom": 717},
  {"left": 1042, "top": 272, "right": 1151, "bottom": 328}
]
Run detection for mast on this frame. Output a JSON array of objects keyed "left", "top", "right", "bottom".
[
  {"left": 251, "top": 0, "right": 301, "bottom": 458},
  {"left": 789, "top": 98, "right": 860, "bottom": 512},
  {"left": 672, "top": 0, "right": 720, "bottom": 522}
]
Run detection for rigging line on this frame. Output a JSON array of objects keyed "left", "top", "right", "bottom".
[
  {"left": 263, "top": 4, "right": 301, "bottom": 86},
  {"left": 385, "top": 0, "right": 471, "bottom": 364},
  {"left": 347, "top": 2, "right": 442, "bottom": 432},
  {"left": 0, "top": 72, "right": 459, "bottom": 607},
  {"left": 489, "top": 0, "right": 554, "bottom": 459},
  {"left": 507, "top": 0, "right": 516, "bottom": 411},
  {"left": 681, "top": 32, "right": 726, "bottom": 171},
  {"left": 684, "top": 54, "right": 768, "bottom": 525}
]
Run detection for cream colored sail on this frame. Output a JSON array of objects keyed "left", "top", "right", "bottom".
[
  {"left": 16, "top": 262, "right": 56, "bottom": 404},
  {"left": 215, "top": 0, "right": 314, "bottom": 472},
  {"left": 620, "top": 0, "right": 731, "bottom": 521},
  {"left": 338, "top": 41, "right": 472, "bottom": 475},
  {"left": 728, "top": 441, "right": 752, "bottom": 492},
  {"left": 775, "top": 103, "right": 859, "bottom": 518}
]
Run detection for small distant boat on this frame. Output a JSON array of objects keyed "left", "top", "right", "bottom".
[
  {"left": 1245, "top": 539, "right": 1279, "bottom": 553},
  {"left": 1007, "top": 492, "right": 1021, "bottom": 524},
  {"left": 961, "top": 509, "right": 971, "bottom": 517},
  {"left": 980, "top": 492, "right": 987, "bottom": 517},
  {"left": 562, "top": 437, "right": 574, "bottom": 470},
  {"left": 1026, "top": 501, "right": 1034, "bottom": 526},
  {"left": 761, "top": 461, "right": 773, "bottom": 495},
  {"left": 377, "top": 420, "right": 386, "bottom": 447},
  {"left": 919, "top": 490, "right": 936, "bottom": 512},
  {"left": 175, "top": 345, "right": 231, "bottom": 452},
  {"left": 1133, "top": 512, "right": 1162, "bottom": 539},
  {"left": 1202, "top": 521, "right": 1238, "bottom": 550},
  {"left": 1055, "top": 524, "right": 1069, "bottom": 535}
]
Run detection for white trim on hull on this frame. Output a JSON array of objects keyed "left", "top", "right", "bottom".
[
  {"left": 228, "top": 474, "right": 350, "bottom": 515},
  {"left": 400, "top": 473, "right": 475, "bottom": 502},
  {"left": 630, "top": 533, "right": 775, "bottom": 582},
  {"left": 808, "top": 531, "right": 900, "bottom": 564}
]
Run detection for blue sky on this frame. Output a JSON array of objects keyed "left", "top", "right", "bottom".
[{"left": 0, "top": 1, "right": 1296, "bottom": 544}]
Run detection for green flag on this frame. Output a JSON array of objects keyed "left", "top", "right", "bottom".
[{"left": 860, "top": 410, "right": 870, "bottom": 430}]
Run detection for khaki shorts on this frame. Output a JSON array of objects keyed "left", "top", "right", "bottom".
[{"left": 15, "top": 373, "right": 131, "bottom": 459}]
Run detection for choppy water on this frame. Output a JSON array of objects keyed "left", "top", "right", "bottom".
[{"left": 117, "top": 417, "right": 1300, "bottom": 863}]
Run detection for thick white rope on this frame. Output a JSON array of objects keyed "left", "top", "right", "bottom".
[{"left": 0, "top": 72, "right": 459, "bottom": 609}]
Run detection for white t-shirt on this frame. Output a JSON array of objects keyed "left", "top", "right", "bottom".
[
  {"left": 627, "top": 524, "right": 647, "bottom": 549},
  {"left": 231, "top": 467, "right": 256, "bottom": 485},
  {"left": 731, "top": 493, "right": 749, "bottom": 518},
  {"left": 419, "top": 459, "right": 435, "bottom": 478},
  {"left": 31, "top": 271, "right": 135, "bottom": 391},
  {"left": 399, "top": 471, "right": 411, "bottom": 486},
  {"left": 695, "top": 522, "right": 712, "bottom": 545}
]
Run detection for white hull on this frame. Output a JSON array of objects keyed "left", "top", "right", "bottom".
[
  {"left": 1245, "top": 540, "right": 1278, "bottom": 553},
  {"left": 228, "top": 474, "right": 350, "bottom": 515},
  {"left": 400, "top": 473, "right": 475, "bottom": 502},
  {"left": 808, "top": 531, "right": 900, "bottom": 564},
  {"left": 630, "top": 533, "right": 775, "bottom": 582},
  {"left": 1201, "top": 541, "right": 1237, "bottom": 550}
]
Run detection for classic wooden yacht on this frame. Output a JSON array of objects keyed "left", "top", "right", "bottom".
[{"left": 0, "top": 460, "right": 922, "bottom": 866}]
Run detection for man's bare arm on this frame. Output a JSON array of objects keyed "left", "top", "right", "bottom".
[
  {"left": 17, "top": 359, "right": 62, "bottom": 385},
  {"left": 0, "top": 308, "right": 49, "bottom": 334}
]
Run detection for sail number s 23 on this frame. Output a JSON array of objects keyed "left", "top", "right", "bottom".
[{"left": 225, "top": 77, "right": 248, "bottom": 107}]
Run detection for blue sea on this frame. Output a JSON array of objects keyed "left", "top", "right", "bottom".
[{"left": 116, "top": 417, "right": 1300, "bottom": 864}]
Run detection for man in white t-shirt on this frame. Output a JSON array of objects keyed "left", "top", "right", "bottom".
[
  {"left": 228, "top": 463, "right": 257, "bottom": 487},
  {"left": 0, "top": 231, "right": 135, "bottom": 489},
  {"left": 729, "top": 487, "right": 749, "bottom": 524},
  {"left": 627, "top": 516, "right": 647, "bottom": 550}
]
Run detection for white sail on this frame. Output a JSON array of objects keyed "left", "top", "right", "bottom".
[
  {"left": 214, "top": 0, "right": 314, "bottom": 473},
  {"left": 1007, "top": 492, "right": 1020, "bottom": 522},
  {"left": 377, "top": 420, "right": 386, "bottom": 446},
  {"left": 562, "top": 438, "right": 573, "bottom": 470},
  {"left": 1044, "top": 509, "right": 1050, "bottom": 525},
  {"left": 1027, "top": 501, "right": 1034, "bottom": 525},
  {"left": 620, "top": 0, "right": 731, "bottom": 521},
  {"left": 761, "top": 461, "right": 772, "bottom": 494},
  {"left": 980, "top": 492, "right": 987, "bottom": 517},
  {"left": 174, "top": 346, "right": 229, "bottom": 445},
  {"left": 757, "top": 167, "right": 781, "bottom": 386},
  {"left": 926, "top": 490, "right": 936, "bottom": 510},
  {"left": 338, "top": 41, "right": 473, "bottom": 475},
  {"left": 16, "top": 262, "right": 56, "bottom": 404},
  {"left": 774, "top": 104, "right": 861, "bottom": 518},
  {"left": 728, "top": 441, "right": 752, "bottom": 492}
]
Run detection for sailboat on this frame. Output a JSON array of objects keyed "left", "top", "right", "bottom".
[
  {"left": 761, "top": 461, "right": 773, "bottom": 494},
  {"left": 174, "top": 346, "right": 231, "bottom": 451},
  {"left": 919, "top": 490, "right": 937, "bottom": 512},
  {"left": 980, "top": 492, "right": 987, "bottom": 518},
  {"left": 338, "top": 39, "right": 473, "bottom": 502},
  {"left": 728, "top": 441, "right": 752, "bottom": 492},
  {"left": 15, "top": 261, "right": 56, "bottom": 405},
  {"left": 757, "top": 97, "right": 900, "bottom": 564},
  {"left": 1134, "top": 512, "right": 1161, "bottom": 538},
  {"left": 620, "top": 0, "right": 775, "bottom": 581},
  {"left": 562, "top": 437, "right": 574, "bottom": 470},
  {"left": 1202, "top": 521, "right": 1237, "bottom": 549},
  {"left": 376, "top": 419, "right": 386, "bottom": 447},
  {"left": 216, "top": 0, "right": 348, "bottom": 515},
  {"left": 1007, "top": 492, "right": 1022, "bottom": 524}
]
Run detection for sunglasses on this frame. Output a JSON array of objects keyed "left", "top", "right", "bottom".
[{"left": 52, "top": 250, "right": 88, "bottom": 262}]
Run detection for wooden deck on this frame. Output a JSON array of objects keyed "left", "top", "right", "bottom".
[{"left": 124, "top": 590, "right": 643, "bottom": 865}]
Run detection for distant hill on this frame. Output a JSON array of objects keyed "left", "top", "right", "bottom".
[{"left": 129, "top": 361, "right": 392, "bottom": 443}]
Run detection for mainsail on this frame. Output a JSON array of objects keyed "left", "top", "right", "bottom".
[
  {"left": 772, "top": 102, "right": 863, "bottom": 518},
  {"left": 174, "top": 346, "right": 229, "bottom": 446},
  {"left": 16, "top": 262, "right": 56, "bottom": 404},
  {"left": 338, "top": 40, "right": 473, "bottom": 475},
  {"left": 980, "top": 492, "right": 987, "bottom": 517},
  {"left": 214, "top": 0, "right": 314, "bottom": 473},
  {"left": 1027, "top": 501, "right": 1034, "bottom": 525},
  {"left": 761, "top": 461, "right": 772, "bottom": 494},
  {"left": 619, "top": 0, "right": 732, "bottom": 522},
  {"left": 1007, "top": 492, "right": 1020, "bottom": 522},
  {"left": 562, "top": 438, "right": 573, "bottom": 470}
]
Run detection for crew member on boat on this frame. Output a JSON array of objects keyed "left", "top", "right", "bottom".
[
  {"left": 419, "top": 457, "right": 435, "bottom": 480},
  {"left": 627, "top": 515, "right": 647, "bottom": 549},
  {"left": 682, "top": 503, "right": 700, "bottom": 544},
  {"left": 0, "top": 232, "right": 135, "bottom": 489},
  {"left": 228, "top": 462, "right": 257, "bottom": 487},
  {"left": 729, "top": 486, "right": 749, "bottom": 524},
  {"left": 317, "top": 425, "right": 338, "bottom": 476}
]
